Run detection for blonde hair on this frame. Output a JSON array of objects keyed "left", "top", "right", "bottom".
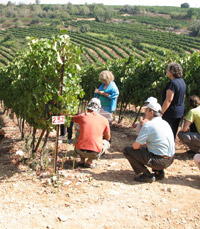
[{"left": 99, "top": 70, "right": 114, "bottom": 84}]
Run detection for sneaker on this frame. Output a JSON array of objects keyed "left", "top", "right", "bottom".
[
  {"left": 76, "top": 162, "right": 97, "bottom": 169},
  {"left": 134, "top": 173, "right": 155, "bottom": 183},
  {"left": 83, "top": 162, "right": 97, "bottom": 169},
  {"left": 153, "top": 170, "right": 165, "bottom": 181}
]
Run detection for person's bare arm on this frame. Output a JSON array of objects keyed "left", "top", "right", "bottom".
[
  {"left": 182, "top": 120, "right": 192, "bottom": 132},
  {"left": 162, "top": 89, "right": 174, "bottom": 114},
  {"left": 104, "top": 131, "right": 111, "bottom": 141},
  {"left": 132, "top": 141, "right": 142, "bottom": 149},
  {"left": 0, "top": 129, "right": 5, "bottom": 135}
]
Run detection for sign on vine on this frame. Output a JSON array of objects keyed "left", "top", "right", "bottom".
[{"left": 52, "top": 116, "right": 65, "bottom": 125}]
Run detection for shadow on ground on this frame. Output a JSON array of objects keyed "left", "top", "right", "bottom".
[
  {"left": 175, "top": 151, "right": 195, "bottom": 161},
  {"left": 77, "top": 168, "right": 200, "bottom": 190},
  {"left": 0, "top": 137, "right": 22, "bottom": 182}
]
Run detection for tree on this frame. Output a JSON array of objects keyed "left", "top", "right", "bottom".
[
  {"left": 6, "top": 1, "right": 15, "bottom": 6},
  {"left": 181, "top": 3, "right": 190, "bottom": 8},
  {"left": 189, "top": 20, "right": 200, "bottom": 36},
  {"left": 30, "top": 17, "right": 40, "bottom": 24},
  {"left": 80, "top": 24, "right": 90, "bottom": 33},
  {"left": 67, "top": 3, "right": 79, "bottom": 15},
  {"left": 132, "top": 6, "right": 141, "bottom": 14},
  {"left": 187, "top": 9, "right": 195, "bottom": 19},
  {"left": 133, "top": 35, "right": 143, "bottom": 49},
  {"left": 80, "top": 5, "right": 90, "bottom": 15},
  {"left": 94, "top": 6, "right": 105, "bottom": 22},
  {"left": 104, "top": 8, "right": 113, "bottom": 21},
  {"left": 119, "top": 5, "right": 132, "bottom": 14}
]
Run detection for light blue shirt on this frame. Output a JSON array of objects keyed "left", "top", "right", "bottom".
[{"left": 136, "top": 117, "right": 175, "bottom": 157}]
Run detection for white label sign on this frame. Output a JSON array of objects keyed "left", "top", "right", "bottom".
[{"left": 52, "top": 116, "right": 65, "bottom": 125}]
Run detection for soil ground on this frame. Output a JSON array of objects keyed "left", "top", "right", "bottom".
[{"left": 0, "top": 109, "right": 199, "bottom": 229}]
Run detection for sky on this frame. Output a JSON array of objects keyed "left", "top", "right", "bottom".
[{"left": 0, "top": 0, "right": 200, "bottom": 8}]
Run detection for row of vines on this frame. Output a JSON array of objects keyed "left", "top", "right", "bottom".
[
  {"left": 1, "top": 17, "right": 200, "bottom": 66},
  {"left": 0, "top": 33, "right": 200, "bottom": 170},
  {"left": 80, "top": 52, "right": 200, "bottom": 120}
]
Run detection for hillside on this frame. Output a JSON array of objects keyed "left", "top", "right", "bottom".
[{"left": 0, "top": 3, "right": 200, "bottom": 66}]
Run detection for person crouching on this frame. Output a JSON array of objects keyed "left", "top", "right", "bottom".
[
  {"left": 72, "top": 98, "right": 111, "bottom": 168},
  {"left": 123, "top": 100, "right": 175, "bottom": 183}
]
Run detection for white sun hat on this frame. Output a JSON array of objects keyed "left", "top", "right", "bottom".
[
  {"left": 144, "top": 96, "right": 158, "bottom": 104},
  {"left": 143, "top": 101, "right": 162, "bottom": 113},
  {"left": 87, "top": 98, "right": 101, "bottom": 112}
]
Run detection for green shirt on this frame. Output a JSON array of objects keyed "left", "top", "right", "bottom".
[
  {"left": 99, "top": 89, "right": 111, "bottom": 108},
  {"left": 186, "top": 106, "right": 200, "bottom": 133}
]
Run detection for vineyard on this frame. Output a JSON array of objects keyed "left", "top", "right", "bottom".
[
  {"left": 0, "top": 4, "right": 200, "bottom": 228},
  {"left": 1, "top": 19, "right": 200, "bottom": 66},
  {"left": 1, "top": 4, "right": 200, "bottom": 166},
  {"left": 1, "top": 4, "right": 200, "bottom": 66}
]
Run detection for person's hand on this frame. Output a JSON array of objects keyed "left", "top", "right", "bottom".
[
  {"left": 95, "top": 88, "right": 105, "bottom": 96},
  {"left": 94, "top": 88, "right": 99, "bottom": 94},
  {"left": 139, "top": 118, "right": 149, "bottom": 127}
]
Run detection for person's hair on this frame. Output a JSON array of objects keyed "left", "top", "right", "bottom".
[
  {"left": 149, "top": 108, "right": 162, "bottom": 117},
  {"left": 99, "top": 70, "right": 114, "bottom": 84},
  {"left": 167, "top": 62, "right": 183, "bottom": 78},
  {"left": 189, "top": 95, "right": 200, "bottom": 108}
]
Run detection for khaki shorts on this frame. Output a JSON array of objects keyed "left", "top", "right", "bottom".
[{"left": 75, "top": 139, "right": 110, "bottom": 160}]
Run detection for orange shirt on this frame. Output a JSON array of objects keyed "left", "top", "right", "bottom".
[{"left": 73, "top": 112, "right": 110, "bottom": 152}]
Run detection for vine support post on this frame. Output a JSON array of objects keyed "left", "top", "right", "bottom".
[
  {"left": 31, "top": 127, "right": 37, "bottom": 158},
  {"left": 40, "top": 130, "right": 49, "bottom": 170},
  {"left": 33, "top": 129, "right": 46, "bottom": 153},
  {"left": 54, "top": 50, "right": 65, "bottom": 174},
  {"left": 54, "top": 125, "right": 60, "bottom": 174},
  {"left": 132, "top": 106, "right": 142, "bottom": 126}
]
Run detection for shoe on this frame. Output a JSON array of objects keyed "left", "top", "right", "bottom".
[
  {"left": 76, "top": 162, "right": 97, "bottom": 169},
  {"left": 186, "top": 150, "right": 195, "bottom": 154},
  {"left": 84, "top": 163, "right": 97, "bottom": 169},
  {"left": 153, "top": 170, "right": 165, "bottom": 181},
  {"left": 134, "top": 173, "right": 155, "bottom": 183},
  {"left": 77, "top": 162, "right": 85, "bottom": 168}
]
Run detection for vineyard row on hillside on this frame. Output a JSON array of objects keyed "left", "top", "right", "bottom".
[{"left": 1, "top": 20, "right": 200, "bottom": 66}]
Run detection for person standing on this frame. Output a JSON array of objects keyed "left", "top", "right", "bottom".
[
  {"left": 59, "top": 122, "right": 73, "bottom": 143},
  {"left": 162, "top": 62, "right": 186, "bottom": 139},
  {"left": 123, "top": 100, "right": 175, "bottom": 183},
  {"left": 94, "top": 70, "right": 119, "bottom": 123},
  {"left": 72, "top": 98, "right": 111, "bottom": 168}
]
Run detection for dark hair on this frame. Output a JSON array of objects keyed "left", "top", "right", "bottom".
[
  {"left": 167, "top": 62, "right": 183, "bottom": 78},
  {"left": 189, "top": 95, "right": 200, "bottom": 108}
]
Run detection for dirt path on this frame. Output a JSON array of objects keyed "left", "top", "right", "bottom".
[{"left": 0, "top": 111, "right": 200, "bottom": 229}]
